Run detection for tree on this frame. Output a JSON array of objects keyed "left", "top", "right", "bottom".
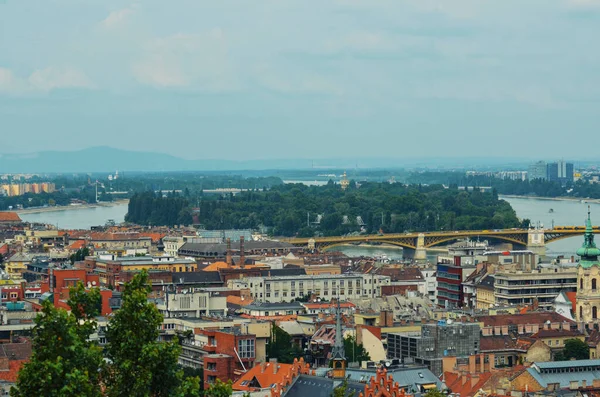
[
  {"left": 103, "top": 270, "right": 200, "bottom": 397},
  {"left": 70, "top": 247, "right": 91, "bottom": 265},
  {"left": 267, "top": 324, "right": 304, "bottom": 364},
  {"left": 424, "top": 389, "right": 445, "bottom": 397},
  {"left": 204, "top": 379, "right": 233, "bottom": 397},
  {"left": 554, "top": 338, "right": 589, "bottom": 361},
  {"left": 344, "top": 335, "right": 370, "bottom": 365},
  {"left": 331, "top": 378, "right": 355, "bottom": 397},
  {"left": 11, "top": 283, "right": 104, "bottom": 397}
]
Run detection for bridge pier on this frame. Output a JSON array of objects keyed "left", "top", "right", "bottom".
[
  {"left": 527, "top": 228, "right": 546, "bottom": 261},
  {"left": 414, "top": 233, "right": 427, "bottom": 262}
]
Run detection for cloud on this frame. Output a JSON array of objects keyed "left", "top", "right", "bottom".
[
  {"left": 101, "top": 7, "right": 135, "bottom": 29},
  {"left": 0, "top": 67, "right": 94, "bottom": 94},
  {"left": 131, "top": 30, "right": 239, "bottom": 90}
]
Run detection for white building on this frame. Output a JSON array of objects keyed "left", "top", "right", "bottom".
[
  {"left": 154, "top": 290, "right": 227, "bottom": 318},
  {"left": 245, "top": 274, "right": 391, "bottom": 303}
]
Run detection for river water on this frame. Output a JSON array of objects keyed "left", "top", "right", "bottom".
[{"left": 17, "top": 195, "right": 592, "bottom": 257}]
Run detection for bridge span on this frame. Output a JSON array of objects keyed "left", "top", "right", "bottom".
[{"left": 281, "top": 226, "right": 597, "bottom": 260}]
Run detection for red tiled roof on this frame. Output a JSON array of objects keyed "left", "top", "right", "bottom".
[
  {"left": 68, "top": 240, "right": 87, "bottom": 251},
  {"left": 138, "top": 233, "right": 166, "bottom": 243},
  {"left": 476, "top": 312, "right": 573, "bottom": 327},
  {"left": 227, "top": 295, "right": 253, "bottom": 307},
  {"left": 480, "top": 336, "right": 525, "bottom": 352},
  {"left": 0, "top": 360, "right": 27, "bottom": 383},
  {"left": 232, "top": 362, "right": 294, "bottom": 391},
  {"left": 303, "top": 302, "right": 355, "bottom": 309},
  {"left": 0, "top": 212, "right": 21, "bottom": 222},
  {"left": 444, "top": 371, "right": 493, "bottom": 397}
]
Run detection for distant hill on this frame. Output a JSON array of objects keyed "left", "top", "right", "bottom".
[{"left": 0, "top": 146, "right": 534, "bottom": 173}]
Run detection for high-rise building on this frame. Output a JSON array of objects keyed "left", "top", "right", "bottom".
[
  {"left": 546, "top": 162, "right": 559, "bottom": 182},
  {"left": 558, "top": 160, "right": 574, "bottom": 183},
  {"left": 527, "top": 161, "right": 547, "bottom": 181}
]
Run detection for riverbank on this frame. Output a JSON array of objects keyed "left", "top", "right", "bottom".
[
  {"left": 16, "top": 199, "right": 129, "bottom": 215},
  {"left": 500, "top": 194, "right": 600, "bottom": 204}
]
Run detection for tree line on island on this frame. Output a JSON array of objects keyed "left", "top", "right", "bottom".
[{"left": 126, "top": 182, "right": 526, "bottom": 236}]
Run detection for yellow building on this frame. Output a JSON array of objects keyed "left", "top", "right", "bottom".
[
  {"left": 575, "top": 213, "right": 600, "bottom": 327},
  {"left": 531, "top": 328, "right": 585, "bottom": 349},
  {"left": 5, "top": 253, "right": 31, "bottom": 279},
  {"left": 476, "top": 275, "right": 496, "bottom": 310}
]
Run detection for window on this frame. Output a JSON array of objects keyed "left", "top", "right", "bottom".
[
  {"left": 291, "top": 281, "right": 295, "bottom": 288},
  {"left": 594, "top": 306, "right": 598, "bottom": 320},
  {"left": 238, "top": 339, "right": 255, "bottom": 358},
  {"left": 581, "top": 278, "right": 584, "bottom": 290},
  {"left": 548, "top": 340, "right": 552, "bottom": 346},
  {"left": 179, "top": 296, "right": 191, "bottom": 309},
  {"left": 206, "top": 362, "right": 217, "bottom": 371},
  {"left": 207, "top": 375, "right": 217, "bottom": 384},
  {"left": 594, "top": 279, "right": 598, "bottom": 290}
]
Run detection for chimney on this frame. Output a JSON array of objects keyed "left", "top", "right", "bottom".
[
  {"left": 270, "top": 358, "right": 278, "bottom": 374},
  {"left": 261, "top": 361, "right": 267, "bottom": 373},
  {"left": 240, "top": 236, "right": 245, "bottom": 269},
  {"left": 226, "top": 238, "right": 232, "bottom": 267}
]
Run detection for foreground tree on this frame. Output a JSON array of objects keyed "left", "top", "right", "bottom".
[
  {"left": 104, "top": 270, "right": 200, "bottom": 397},
  {"left": 11, "top": 283, "right": 103, "bottom": 397},
  {"left": 344, "top": 335, "right": 370, "bottom": 365},
  {"left": 554, "top": 338, "right": 589, "bottom": 361}
]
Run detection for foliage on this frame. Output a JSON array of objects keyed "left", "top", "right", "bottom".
[
  {"left": 69, "top": 247, "right": 90, "bottom": 265},
  {"left": 104, "top": 270, "right": 199, "bottom": 397},
  {"left": 554, "top": 338, "right": 589, "bottom": 361},
  {"left": 186, "top": 182, "right": 521, "bottom": 236},
  {"left": 267, "top": 324, "right": 304, "bottom": 364},
  {"left": 125, "top": 191, "right": 192, "bottom": 226},
  {"left": 331, "top": 378, "right": 355, "bottom": 397},
  {"left": 11, "top": 283, "right": 104, "bottom": 397},
  {"left": 424, "top": 389, "right": 445, "bottom": 397},
  {"left": 204, "top": 379, "right": 233, "bottom": 397},
  {"left": 343, "top": 335, "right": 370, "bottom": 365}
]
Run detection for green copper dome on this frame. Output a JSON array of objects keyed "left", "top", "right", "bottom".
[{"left": 577, "top": 209, "right": 600, "bottom": 268}]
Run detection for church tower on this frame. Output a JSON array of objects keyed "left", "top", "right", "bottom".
[
  {"left": 576, "top": 208, "right": 600, "bottom": 329},
  {"left": 330, "top": 299, "right": 347, "bottom": 379}
]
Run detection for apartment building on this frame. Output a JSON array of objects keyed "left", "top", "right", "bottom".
[
  {"left": 154, "top": 290, "right": 227, "bottom": 319},
  {"left": 245, "top": 273, "right": 391, "bottom": 303},
  {"left": 494, "top": 266, "right": 577, "bottom": 309}
]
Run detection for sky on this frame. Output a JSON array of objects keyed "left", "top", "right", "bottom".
[{"left": 1, "top": 0, "right": 600, "bottom": 161}]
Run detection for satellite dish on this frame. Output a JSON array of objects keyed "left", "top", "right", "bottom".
[{"left": 92, "top": 281, "right": 97, "bottom": 286}]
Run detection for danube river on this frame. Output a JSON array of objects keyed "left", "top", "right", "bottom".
[{"left": 17, "top": 195, "right": 594, "bottom": 257}]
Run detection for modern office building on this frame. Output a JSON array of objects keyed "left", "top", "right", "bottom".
[
  {"left": 528, "top": 161, "right": 547, "bottom": 181},
  {"left": 387, "top": 321, "right": 481, "bottom": 376}
]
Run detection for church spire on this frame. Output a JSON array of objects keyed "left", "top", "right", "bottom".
[
  {"left": 330, "top": 298, "right": 347, "bottom": 379},
  {"left": 577, "top": 206, "right": 600, "bottom": 267}
]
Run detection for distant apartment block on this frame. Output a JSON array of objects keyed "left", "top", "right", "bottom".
[{"left": 0, "top": 183, "right": 55, "bottom": 197}]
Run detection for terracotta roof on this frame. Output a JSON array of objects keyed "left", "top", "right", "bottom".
[
  {"left": 588, "top": 330, "right": 600, "bottom": 347},
  {"left": 232, "top": 362, "right": 294, "bottom": 391},
  {"left": 138, "top": 233, "right": 166, "bottom": 243},
  {"left": 227, "top": 295, "right": 253, "bottom": 307},
  {"left": 480, "top": 336, "right": 525, "bottom": 352},
  {"left": 68, "top": 240, "right": 87, "bottom": 251},
  {"left": 203, "top": 261, "right": 264, "bottom": 272},
  {"left": 0, "top": 212, "right": 21, "bottom": 222},
  {"left": 88, "top": 232, "right": 148, "bottom": 241},
  {"left": 444, "top": 371, "right": 493, "bottom": 397},
  {"left": 0, "top": 360, "right": 27, "bottom": 383},
  {"left": 476, "top": 312, "right": 573, "bottom": 327}
]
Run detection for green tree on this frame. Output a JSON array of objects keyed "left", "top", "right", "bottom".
[
  {"left": 11, "top": 283, "right": 103, "bottom": 397},
  {"left": 267, "top": 324, "right": 304, "bottom": 364},
  {"left": 103, "top": 270, "right": 200, "bottom": 397},
  {"left": 554, "top": 338, "right": 589, "bottom": 361},
  {"left": 424, "top": 389, "right": 445, "bottom": 397},
  {"left": 331, "top": 378, "right": 355, "bottom": 397},
  {"left": 204, "top": 379, "right": 233, "bottom": 397},
  {"left": 69, "top": 247, "right": 90, "bottom": 265},
  {"left": 344, "top": 335, "right": 370, "bottom": 365}
]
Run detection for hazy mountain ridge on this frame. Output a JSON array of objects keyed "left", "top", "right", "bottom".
[{"left": 0, "top": 146, "right": 539, "bottom": 173}]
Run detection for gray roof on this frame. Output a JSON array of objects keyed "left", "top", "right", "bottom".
[
  {"left": 527, "top": 359, "right": 600, "bottom": 388},
  {"left": 244, "top": 301, "right": 304, "bottom": 311},
  {"left": 346, "top": 366, "right": 443, "bottom": 395},
  {"left": 172, "top": 271, "right": 222, "bottom": 284},
  {"left": 179, "top": 240, "right": 295, "bottom": 255},
  {"left": 282, "top": 375, "right": 363, "bottom": 397},
  {"left": 259, "top": 268, "right": 306, "bottom": 277}
]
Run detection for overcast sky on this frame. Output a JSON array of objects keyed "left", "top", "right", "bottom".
[{"left": 1, "top": 0, "right": 599, "bottom": 161}]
